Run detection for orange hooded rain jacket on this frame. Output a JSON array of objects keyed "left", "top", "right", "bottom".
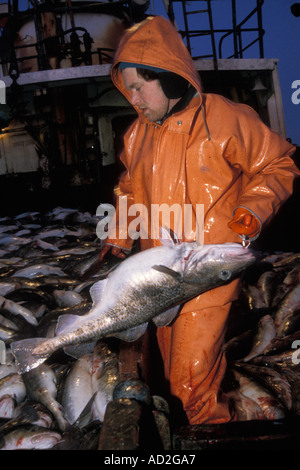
[{"left": 106, "top": 16, "right": 299, "bottom": 424}]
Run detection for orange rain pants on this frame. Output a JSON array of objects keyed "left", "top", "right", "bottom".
[{"left": 156, "top": 302, "right": 234, "bottom": 425}]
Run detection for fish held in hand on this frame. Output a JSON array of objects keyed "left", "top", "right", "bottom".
[{"left": 11, "top": 230, "right": 256, "bottom": 374}]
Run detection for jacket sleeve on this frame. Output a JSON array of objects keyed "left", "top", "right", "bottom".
[
  {"left": 104, "top": 169, "right": 134, "bottom": 252},
  {"left": 227, "top": 104, "right": 299, "bottom": 228}
]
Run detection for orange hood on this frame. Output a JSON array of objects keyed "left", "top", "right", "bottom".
[{"left": 111, "top": 16, "right": 202, "bottom": 106}]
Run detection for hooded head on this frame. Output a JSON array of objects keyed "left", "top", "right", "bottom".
[
  {"left": 118, "top": 62, "right": 190, "bottom": 99},
  {"left": 111, "top": 16, "right": 202, "bottom": 110}
]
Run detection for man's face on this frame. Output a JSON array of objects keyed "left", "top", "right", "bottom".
[{"left": 121, "top": 67, "right": 171, "bottom": 122}]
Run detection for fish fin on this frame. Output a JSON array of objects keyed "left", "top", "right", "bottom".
[
  {"left": 152, "top": 265, "right": 183, "bottom": 281},
  {"left": 63, "top": 341, "right": 97, "bottom": 359},
  {"left": 92, "top": 389, "right": 110, "bottom": 422},
  {"left": 159, "top": 227, "right": 180, "bottom": 247},
  {"left": 56, "top": 314, "right": 81, "bottom": 336},
  {"left": 10, "top": 338, "right": 50, "bottom": 374},
  {"left": 152, "top": 306, "right": 180, "bottom": 327},
  {"left": 74, "top": 392, "right": 98, "bottom": 428},
  {"left": 89, "top": 278, "right": 108, "bottom": 306},
  {"left": 110, "top": 323, "right": 148, "bottom": 342}
]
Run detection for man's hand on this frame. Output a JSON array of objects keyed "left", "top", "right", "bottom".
[
  {"left": 80, "top": 244, "right": 128, "bottom": 281},
  {"left": 228, "top": 207, "right": 260, "bottom": 238},
  {"left": 99, "top": 244, "right": 128, "bottom": 262}
]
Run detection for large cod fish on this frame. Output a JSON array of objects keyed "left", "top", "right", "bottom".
[{"left": 11, "top": 230, "right": 256, "bottom": 374}]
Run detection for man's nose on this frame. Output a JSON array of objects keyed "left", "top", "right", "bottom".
[{"left": 131, "top": 90, "right": 140, "bottom": 106}]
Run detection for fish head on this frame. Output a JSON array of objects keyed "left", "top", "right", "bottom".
[{"left": 183, "top": 243, "right": 256, "bottom": 290}]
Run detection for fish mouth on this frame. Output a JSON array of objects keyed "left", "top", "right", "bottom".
[
  {"left": 31, "top": 432, "right": 62, "bottom": 448},
  {"left": 222, "top": 245, "right": 257, "bottom": 267},
  {"left": 233, "top": 247, "right": 256, "bottom": 258}
]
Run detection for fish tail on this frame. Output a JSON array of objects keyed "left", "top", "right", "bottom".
[{"left": 10, "top": 338, "right": 51, "bottom": 374}]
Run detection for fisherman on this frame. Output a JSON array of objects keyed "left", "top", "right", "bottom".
[{"left": 99, "top": 16, "right": 299, "bottom": 425}]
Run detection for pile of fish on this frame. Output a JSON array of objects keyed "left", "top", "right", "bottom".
[
  {"left": 0, "top": 205, "right": 299, "bottom": 449},
  {"left": 0, "top": 207, "right": 124, "bottom": 450},
  {"left": 223, "top": 251, "right": 300, "bottom": 422},
  {"left": 0, "top": 206, "right": 255, "bottom": 449}
]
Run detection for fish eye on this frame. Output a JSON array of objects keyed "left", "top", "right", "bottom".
[{"left": 219, "top": 269, "right": 232, "bottom": 281}]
